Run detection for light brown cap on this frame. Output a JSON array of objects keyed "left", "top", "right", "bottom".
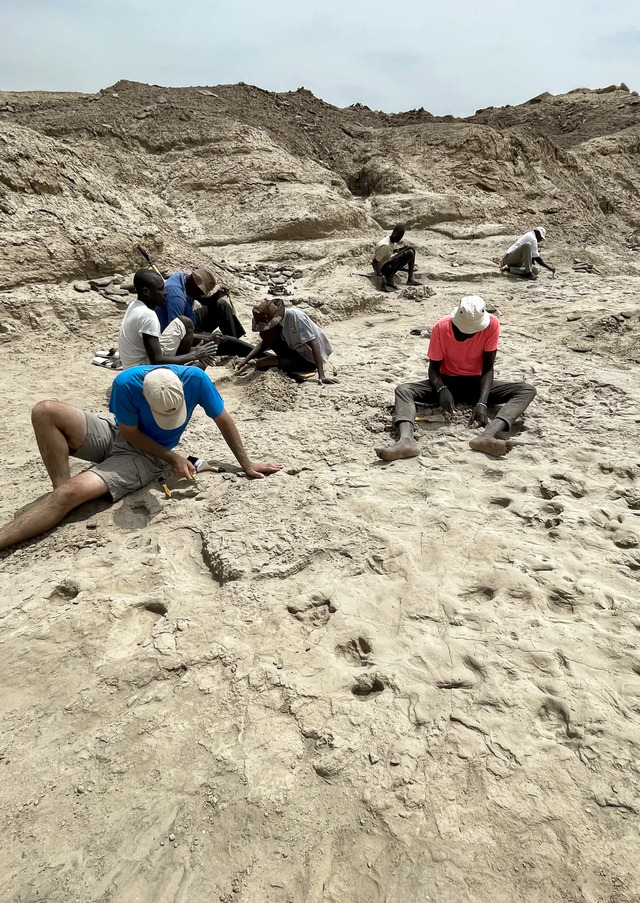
[{"left": 142, "top": 368, "right": 187, "bottom": 431}]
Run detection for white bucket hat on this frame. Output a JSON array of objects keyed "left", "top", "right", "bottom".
[
  {"left": 450, "top": 296, "right": 491, "bottom": 334},
  {"left": 142, "top": 368, "right": 187, "bottom": 430},
  {"left": 535, "top": 226, "right": 546, "bottom": 240}
]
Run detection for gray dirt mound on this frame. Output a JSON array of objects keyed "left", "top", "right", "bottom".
[{"left": 239, "top": 367, "right": 301, "bottom": 412}]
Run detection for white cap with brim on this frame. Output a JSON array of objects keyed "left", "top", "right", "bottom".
[
  {"left": 450, "top": 296, "right": 491, "bottom": 334},
  {"left": 534, "top": 226, "right": 546, "bottom": 240},
  {"left": 142, "top": 368, "right": 188, "bottom": 431}
]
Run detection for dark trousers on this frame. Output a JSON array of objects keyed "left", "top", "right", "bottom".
[
  {"left": 215, "top": 336, "right": 254, "bottom": 357},
  {"left": 214, "top": 336, "right": 316, "bottom": 373},
  {"left": 379, "top": 247, "right": 415, "bottom": 280},
  {"left": 394, "top": 376, "right": 536, "bottom": 430},
  {"left": 195, "top": 298, "right": 246, "bottom": 339},
  {"left": 266, "top": 338, "right": 316, "bottom": 373}
]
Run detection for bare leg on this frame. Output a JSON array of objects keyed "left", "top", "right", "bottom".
[
  {"left": 175, "top": 316, "right": 195, "bottom": 355},
  {"left": 375, "top": 421, "right": 420, "bottom": 461},
  {"left": 469, "top": 417, "right": 515, "bottom": 456},
  {"left": 31, "top": 401, "right": 89, "bottom": 489},
  {"left": 0, "top": 471, "right": 109, "bottom": 552},
  {"left": 406, "top": 250, "right": 421, "bottom": 285}
]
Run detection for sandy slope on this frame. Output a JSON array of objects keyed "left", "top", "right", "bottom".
[{"left": 0, "top": 226, "right": 638, "bottom": 903}]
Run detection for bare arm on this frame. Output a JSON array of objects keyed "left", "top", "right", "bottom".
[
  {"left": 478, "top": 350, "right": 496, "bottom": 404},
  {"left": 213, "top": 410, "right": 282, "bottom": 479},
  {"left": 428, "top": 359, "right": 455, "bottom": 415},
  {"left": 469, "top": 350, "right": 497, "bottom": 426},
  {"left": 306, "top": 338, "right": 338, "bottom": 385},
  {"left": 235, "top": 339, "right": 264, "bottom": 371},
  {"left": 142, "top": 334, "right": 216, "bottom": 366},
  {"left": 533, "top": 255, "right": 555, "bottom": 273},
  {"left": 120, "top": 411, "right": 282, "bottom": 482},
  {"left": 200, "top": 287, "right": 230, "bottom": 305},
  {"left": 118, "top": 423, "right": 195, "bottom": 480}
]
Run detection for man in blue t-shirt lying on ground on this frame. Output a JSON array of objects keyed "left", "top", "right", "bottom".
[{"left": 0, "top": 366, "right": 281, "bottom": 552}]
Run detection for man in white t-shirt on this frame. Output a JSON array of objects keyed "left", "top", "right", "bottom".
[
  {"left": 118, "top": 270, "right": 217, "bottom": 370},
  {"left": 500, "top": 227, "right": 555, "bottom": 279},
  {"left": 372, "top": 224, "right": 420, "bottom": 292}
]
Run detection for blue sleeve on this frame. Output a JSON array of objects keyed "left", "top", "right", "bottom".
[
  {"left": 192, "top": 370, "right": 225, "bottom": 419},
  {"left": 110, "top": 374, "right": 140, "bottom": 427},
  {"left": 159, "top": 283, "right": 186, "bottom": 330}
]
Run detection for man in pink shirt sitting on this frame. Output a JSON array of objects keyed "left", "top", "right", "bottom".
[{"left": 376, "top": 296, "right": 536, "bottom": 460}]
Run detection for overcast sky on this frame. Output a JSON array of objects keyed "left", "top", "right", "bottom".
[{"left": 1, "top": 0, "right": 637, "bottom": 115}]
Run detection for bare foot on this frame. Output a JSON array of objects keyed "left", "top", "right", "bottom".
[
  {"left": 469, "top": 436, "right": 515, "bottom": 457},
  {"left": 375, "top": 438, "right": 420, "bottom": 461},
  {"left": 406, "top": 279, "right": 422, "bottom": 286}
]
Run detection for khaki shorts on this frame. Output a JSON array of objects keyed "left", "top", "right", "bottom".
[
  {"left": 72, "top": 412, "right": 167, "bottom": 502},
  {"left": 159, "top": 318, "right": 187, "bottom": 355}
]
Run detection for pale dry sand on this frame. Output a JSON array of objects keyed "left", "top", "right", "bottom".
[{"left": 0, "top": 228, "right": 638, "bottom": 903}]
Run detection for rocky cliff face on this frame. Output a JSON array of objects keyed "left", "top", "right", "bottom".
[{"left": 0, "top": 80, "right": 637, "bottom": 289}]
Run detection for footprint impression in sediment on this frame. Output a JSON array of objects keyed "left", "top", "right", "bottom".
[
  {"left": 436, "top": 653, "right": 487, "bottom": 690},
  {"left": 48, "top": 578, "right": 81, "bottom": 604},
  {"left": 537, "top": 694, "right": 583, "bottom": 743},
  {"left": 335, "top": 636, "right": 373, "bottom": 667},
  {"left": 287, "top": 591, "right": 337, "bottom": 627},
  {"left": 104, "top": 598, "right": 169, "bottom": 660},
  {"left": 334, "top": 636, "right": 388, "bottom": 700},
  {"left": 351, "top": 671, "right": 387, "bottom": 700},
  {"left": 112, "top": 492, "right": 162, "bottom": 531}
]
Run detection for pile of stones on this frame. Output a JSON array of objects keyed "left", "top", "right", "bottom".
[
  {"left": 222, "top": 263, "right": 303, "bottom": 297},
  {"left": 72, "top": 263, "right": 304, "bottom": 303},
  {"left": 73, "top": 274, "right": 135, "bottom": 305}
]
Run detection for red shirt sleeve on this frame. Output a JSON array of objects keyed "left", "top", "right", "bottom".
[
  {"left": 428, "top": 321, "right": 444, "bottom": 361},
  {"left": 483, "top": 316, "right": 500, "bottom": 352}
]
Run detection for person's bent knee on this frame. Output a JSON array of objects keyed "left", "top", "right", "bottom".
[
  {"left": 48, "top": 484, "right": 86, "bottom": 518},
  {"left": 395, "top": 383, "right": 416, "bottom": 402},
  {"left": 31, "top": 399, "right": 59, "bottom": 427},
  {"left": 178, "top": 316, "right": 194, "bottom": 335},
  {"left": 521, "top": 383, "right": 537, "bottom": 400}
]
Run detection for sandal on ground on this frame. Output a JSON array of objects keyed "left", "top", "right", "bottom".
[{"left": 92, "top": 356, "right": 122, "bottom": 370}]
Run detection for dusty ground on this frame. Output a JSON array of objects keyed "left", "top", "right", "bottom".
[
  {"left": 0, "top": 79, "right": 639, "bottom": 903},
  {"left": 0, "top": 224, "right": 639, "bottom": 903}
]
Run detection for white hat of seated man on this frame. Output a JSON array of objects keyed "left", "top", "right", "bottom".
[{"left": 450, "top": 296, "right": 491, "bottom": 334}]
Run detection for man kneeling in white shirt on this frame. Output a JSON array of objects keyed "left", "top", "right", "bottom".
[
  {"left": 500, "top": 227, "right": 555, "bottom": 279},
  {"left": 118, "top": 269, "right": 217, "bottom": 370}
]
